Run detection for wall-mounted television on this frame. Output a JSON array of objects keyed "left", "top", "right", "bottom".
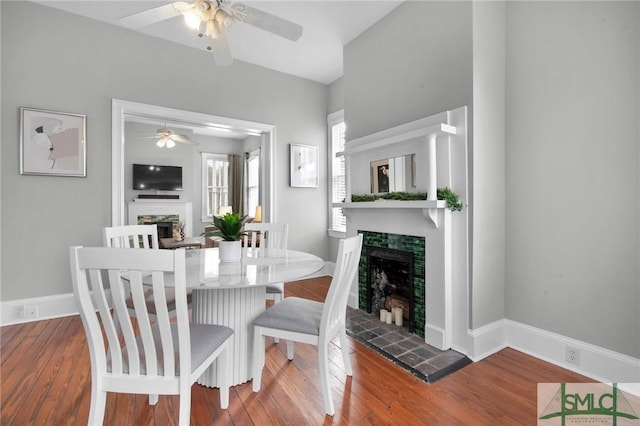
[{"left": 133, "top": 164, "right": 183, "bottom": 191}]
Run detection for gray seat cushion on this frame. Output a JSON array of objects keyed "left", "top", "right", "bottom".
[
  {"left": 266, "top": 282, "right": 284, "bottom": 294},
  {"left": 189, "top": 323, "right": 233, "bottom": 373},
  {"left": 253, "top": 297, "right": 324, "bottom": 335},
  {"left": 116, "top": 323, "right": 233, "bottom": 375},
  {"left": 126, "top": 288, "right": 193, "bottom": 314}
]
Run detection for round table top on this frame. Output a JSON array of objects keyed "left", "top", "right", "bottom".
[{"left": 184, "top": 247, "right": 325, "bottom": 289}]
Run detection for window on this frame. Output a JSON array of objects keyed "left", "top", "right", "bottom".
[
  {"left": 201, "top": 153, "right": 229, "bottom": 220},
  {"left": 328, "top": 110, "right": 346, "bottom": 236},
  {"left": 245, "top": 149, "right": 260, "bottom": 218}
]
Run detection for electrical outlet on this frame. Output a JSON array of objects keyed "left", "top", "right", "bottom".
[
  {"left": 13, "top": 305, "right": 25, "bottom": 320},
  {"left": 566, "top": 346, "right": 580, "bottom": 365},
  {"left": 26, "top": 305, "right": 38, "bottom": 320}
]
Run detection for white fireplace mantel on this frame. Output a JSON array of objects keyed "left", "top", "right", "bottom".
[
  {"left": 342, "top": 106, "right": 469, "bottom": 353},
  {"left": 339, "top": 200, "right": 448, "bottom": 226},
  {"left": 127, "top": 200, "right": 193, "bottom": 237},
  {"left": 335, "top": 113, "right": 458, "bottom": 228}
]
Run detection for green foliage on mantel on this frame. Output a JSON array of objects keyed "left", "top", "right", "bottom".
[
  {"left": 351, "top": 192, "right": 427, "bottom": 202},
  {"left": 351, "top": 188, "right": 463, "bottom": 211},
  {"left": 436, "top": 187, "right": 463, "bottom": 211}
]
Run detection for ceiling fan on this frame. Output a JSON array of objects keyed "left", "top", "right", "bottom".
[
  {"left": 139, "top": 127, "right": 195, "bottom": 148},
  {"left": 119, "top": 0, "right": 303, "bottom": 66}
]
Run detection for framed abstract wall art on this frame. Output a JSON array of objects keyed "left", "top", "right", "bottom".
[
  {"left": 370, "top": 159, "right": 390, "bottom": 193},
  {"left": 20, "top": 107, "right": 87, "bottom": 177},
  {"left": 290, "top": 143, "right": 319, "bottom": 188}
]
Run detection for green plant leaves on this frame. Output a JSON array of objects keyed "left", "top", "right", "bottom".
[
  {"left": 202, "top": 212, "right": 247, "bottom": 241},
  {"left": 351, "top": 192, "right": 428, "bottom": 202},
  {"left": 350, "top": 189, "right": 463, "bottom": 212},
  {"left": 436, "top": 187, "right": 463, "bottom": 211}
]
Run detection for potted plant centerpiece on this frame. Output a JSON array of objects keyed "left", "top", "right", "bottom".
[{"left": 203, "top": 212, "right": 247, "bottom": 263}]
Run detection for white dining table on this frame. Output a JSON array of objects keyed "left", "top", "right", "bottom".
[{"left": 182, "top": 247, "right": 325, "bottom": 387}]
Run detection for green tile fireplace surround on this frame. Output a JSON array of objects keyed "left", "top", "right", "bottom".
[{"left": 358, "top": 231, "right": 426, "bottom": 338}]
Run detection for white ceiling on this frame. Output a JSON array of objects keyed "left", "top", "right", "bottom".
[
  {"left": 126, "top": 112, "right": 256, "bottom": 139},
  {"left": 34, "top": 0, "right": 403, "bottom": 85}
]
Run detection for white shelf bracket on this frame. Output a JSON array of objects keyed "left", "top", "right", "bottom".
[{"left": 424, "top": 208, "right": 439, "bottom": 228}]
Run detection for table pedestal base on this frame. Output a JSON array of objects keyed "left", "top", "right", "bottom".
[{"left": 192, "top": 286, "right": 266, "bottom": 387}]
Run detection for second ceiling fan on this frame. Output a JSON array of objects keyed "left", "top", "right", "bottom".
[{"left": 119, "top": 0, "right": 303, "bottom": 66}]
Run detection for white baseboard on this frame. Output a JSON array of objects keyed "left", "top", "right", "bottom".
[
  {"left": 1, "top": 293, "right": 78, "bottom": 326},
  {"left": 466, "top": 319, "right": 508, "bottom": 361},
  {"left": 466, "top": 318, "right": 640, "bottom": 384},
  {"left": 425, "top": 323, "right": 446, "bottom": 350},
  {"left": 505, "top": 320, "right": 640, "bottom": 384}
]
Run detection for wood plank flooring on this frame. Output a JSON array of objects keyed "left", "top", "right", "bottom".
[{"left": 1, "top": 276, "right": 592, "bottom": 425}]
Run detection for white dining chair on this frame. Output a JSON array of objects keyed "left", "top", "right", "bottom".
[
  {"left": 69, "top": 246, "right": 233, "bottom": 426},
  {"left": 243, "top": 222, "right": 289, "bottom": 303},
  {"left": 103, "top": 224, "right": 193, "bottom": 320},
  {"left": 251, "top": 234, "right": 363, "bottom": 416}
]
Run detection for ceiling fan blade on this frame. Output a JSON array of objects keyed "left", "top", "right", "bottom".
[
  {"left": 241, "top": 5, "right": 303, "bottom": 41},
  {"left": 170, "top": 134, "right": 194, "bottom": 144},
  {"left": 119, "top": 2, "right": 185, "bottom": 29},
  {"left": 210, "top": 31, "right": 234, "bottom": 66}
]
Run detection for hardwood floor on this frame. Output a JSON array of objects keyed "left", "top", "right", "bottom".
[{"left": 1, "top": 276, "right": 592, "bottom": 425}]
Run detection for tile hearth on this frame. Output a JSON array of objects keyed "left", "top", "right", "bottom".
[{"left": 346, "top": 307, "right": 471, "bottom": 383}]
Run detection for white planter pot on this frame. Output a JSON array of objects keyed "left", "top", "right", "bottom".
[{"left": 218, "top": 240, "right": 242, "bottom": 263}]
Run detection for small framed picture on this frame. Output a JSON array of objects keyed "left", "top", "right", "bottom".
[
  {"left": 20, "top": 107, "right": 87, "bottom": 177},
  {"left": 290, "top": 143, "right": 319, "bottom": 188},
  {"left": 370, "top": 159, "right": 390, "bottom": 193}
]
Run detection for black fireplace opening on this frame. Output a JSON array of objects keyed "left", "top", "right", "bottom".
[
  {"left": 145, "top": 221, "right": 174, "bottom": 239},
  {"left": 366, "top": 245, "right": 415, "bottom": 332}
]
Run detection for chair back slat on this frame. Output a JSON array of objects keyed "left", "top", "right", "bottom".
[
  {"left": 150, "top": 271, "right": 176, "bottom": 377},
  {"left": 104, "top": 224, "right": 159, "bottom": 249},
  {"left": 172, "top": 249, "right": 191, "bottom": 378},
  {"left": 108, "top": 268, "right": 140, "bottom": 374},
  {"left": 243, "top": 222, "right": 288, "bottom": 250},
  {"left": 70, "top": 247, "right": 187, "bottom": 380},
  {"left": 127, "top": 270, "right": 158, "bottom": 377},
  {"left": 88, "top": 269, "right": 123, "bottom": 372},
  {"left": 321, "top": 235, "right": 363, "bottom": 337}
]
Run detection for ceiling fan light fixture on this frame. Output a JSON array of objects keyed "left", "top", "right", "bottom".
[
  {"left": 166, "top": 139, "right": 176, "bottom": 148},
  {"left": 156, "top": 139, "right": 166, "bottom": 148},
  {"left": 120, "top": 0, "right": 304, "bottom": 67},
  {"left": 183, "top": 11, "right": 201, "bottom": 30},
  {"left": 205, "top": 19, "right": 218, "bottom": 38},
  {"left": 215, "top": 9, "right": 234, "bottom": 28}
]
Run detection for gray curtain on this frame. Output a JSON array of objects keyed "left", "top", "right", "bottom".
[{"left": 228, "top": 154, "right": 244, "bottom": 215}]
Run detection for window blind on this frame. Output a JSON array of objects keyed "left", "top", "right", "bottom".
[{"left": 329, "top": 119, "right": 346, "bottom": 233}]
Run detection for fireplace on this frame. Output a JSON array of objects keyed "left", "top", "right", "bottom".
[
  {"left": 359, "top": 231, "right": 426, "bottom": 337},
  {"left": 137, "top": 215, "right": 179, "bottom": 240},
  {"left": 366, "top": 246, "right": 415, "bottom": 332},
  {"left": 149, "top": 221, "right": 174, "bottom": 239},
  {"left": 127, "top": 201, "right": 193, "bottom": 238},
  {"left": 342, "top": 107, "right": 468, "bottom": 351}
]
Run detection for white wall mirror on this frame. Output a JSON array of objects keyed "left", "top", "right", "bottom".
[
  {"left": 370, "top": 154, "right": 415, "bottom": 193},
  {"left": 112, "top": 99, "right": 276, "bottom": 235}
]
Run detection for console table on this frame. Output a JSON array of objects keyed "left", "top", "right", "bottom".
[{"left": 159, "top": 237, "right": 203, "bottom": 250}]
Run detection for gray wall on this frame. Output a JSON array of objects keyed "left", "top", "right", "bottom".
[
  {"left": 343, "top": 0, "right": 639, "bottom": 358},
  {"left": 327, "top": 76, "right": 344, "bottom": 115},
  {"left": 471, "top": 1, "right": 506, "bottom": 328},
  {"left": 505, "top": 1, "right": 639, "bottom": 358},
  {"left": 344, "top": 1, "right": 473, "bottom": 141},
  {"left": 1, "top": 1, "right": 329, "bottom": 301}
]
